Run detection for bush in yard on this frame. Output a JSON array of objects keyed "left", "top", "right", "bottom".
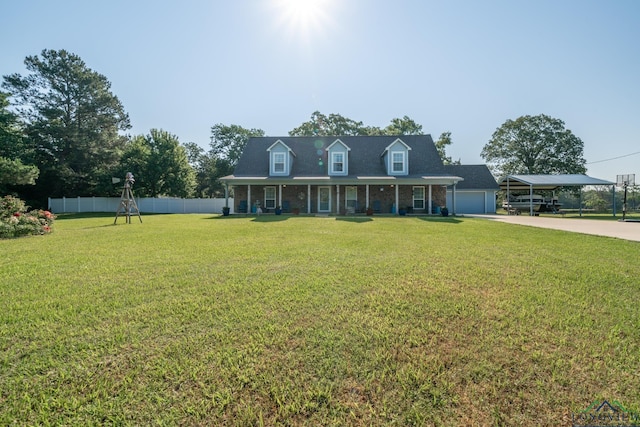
[{"left": 0, "top": 195, "right": 55, "bottom": 238}]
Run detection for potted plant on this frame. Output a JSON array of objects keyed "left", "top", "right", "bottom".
[
  {"left": 222, "top": 206, "right": 230, "bottom": 216},
  {"left": 440, "top": 206, "right": 449, "bottom": 217},
  {"left": 366, "top": 206, "right": 374, "bottom": 216},
  {"left": 275, "top": 206, "right": 282, "bottom": 215}
]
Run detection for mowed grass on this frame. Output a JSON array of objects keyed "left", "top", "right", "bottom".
[{"left": 1, "top": 214, "right": 639, "bottom": 426}]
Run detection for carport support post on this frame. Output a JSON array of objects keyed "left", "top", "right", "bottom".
[
  {"left": 529, "top": 184, "right": 534, "bottom": 216},
  {"left": 506, "top": 177, "right": 510, "bottom": 214},
  {"left": 579, "top": 187, "right": 583, "bottom": 217}
]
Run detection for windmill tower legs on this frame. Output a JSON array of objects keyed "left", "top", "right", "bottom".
[{"left": 114, "top": 183, "right": 142, "bottom": 224}]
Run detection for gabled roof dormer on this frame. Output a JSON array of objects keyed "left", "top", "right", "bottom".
[
  {"left": 267, "top": 139, "right": 296, "bottom": 176},
  {"left": 325, "top": 139, "right": 351, "bottom": 176},
  {"left": 381, "top": 138, "right": 411, "bottom": 176}
]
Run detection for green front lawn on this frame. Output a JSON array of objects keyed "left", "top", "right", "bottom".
[{"left": 1, "top": 214, "right": 638, "bottom": 425}]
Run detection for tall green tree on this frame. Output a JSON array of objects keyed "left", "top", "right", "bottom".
[
  {"left": 184, "top": 142, "right": 227, "bottom": 197},
  {"left": 210, "top": 124, "right": 265, "bottom": 168},
  {"left": 434, "top": 131, "right": 460, "bottom": 165},
  {"left": 2, "top": 49, "right": 130, "bottom": 201},
  {"left": 208, "top": 124, "right": 264, "bottom": 196},
  {"left": 0, "top": 92, "right": 38, "bottom": 192},
  {"left": 289, "top": 111, "right": 369, "bottom": 136},
  {"left": 289, "top": 111, "right": 427, "bottom": 138},
  {"left": 120, "top": 129, "right": 196, "bottom": 198},
  {"left": 382, "top": 116, "right": 424, "bottom": 136},
  {"left": 481, "top": 114, "right": 586, "bottom": 178},
  {"left": 0, "top": 157, "right": 39, "bottom": 188}
]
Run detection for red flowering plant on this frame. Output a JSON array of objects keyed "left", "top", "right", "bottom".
[{"left": 0, "top": 195, "right": 56, "bottom": 238}]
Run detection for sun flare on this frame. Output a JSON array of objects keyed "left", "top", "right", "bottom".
[{"left": 273, "top": 0, "right": 332, "bottom": 40}]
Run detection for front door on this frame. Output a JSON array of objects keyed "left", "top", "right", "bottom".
[
  {"left": 345, "top": 186, "right": 357, "bottom": 213},
  {"left": 318, "top": 186, "right": 331, "bottom": 213}
]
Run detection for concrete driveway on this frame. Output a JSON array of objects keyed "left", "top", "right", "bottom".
[{"left": 466, "top": 214, "right": 640, "bottom": 242}]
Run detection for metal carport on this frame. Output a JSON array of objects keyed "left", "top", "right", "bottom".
[{"left": 499, "top": 174, "right": 615, "bottom": 216}]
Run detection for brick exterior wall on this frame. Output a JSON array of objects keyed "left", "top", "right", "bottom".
[{"left": 232, "top": 184, "right": 446, "bottom": 214}]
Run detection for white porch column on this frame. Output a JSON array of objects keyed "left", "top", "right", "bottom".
[
  {"left": 366, "top": 185, "right": 370, "bottom": 210},
  {"left": 336, "top": 185, "right": 340, "bottom": 214},
  {"left": 278, "top": 184, "right": 282, "bottom": 208},
  {"left": 307, "top": 184, "right": 311, "bottom": 213},
  {"left": 428, "top": 185, "right": 432, "bottom": 215},
  {"left": 452, "top": 184, "right": 457, "bottom": 215},
  {"left": 247, "top": 185, "right": 252, "bottom": 213},
  {"left": 395, "top": 185, "right": 399, "bottom": 215}
]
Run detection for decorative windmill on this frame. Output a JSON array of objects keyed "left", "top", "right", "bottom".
[{"left": 114, "top": 172, "right": 142, "bottom": 224}]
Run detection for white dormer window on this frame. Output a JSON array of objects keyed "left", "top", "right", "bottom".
[
  {"left": 392, "top": 151, "right": 405, "bottom": 173},
  {"left": 273, "top": 152, "right": 285, "bottom": 173},
  {"left": 382, "top": 138, "right": 411, "bottom": 176},
  {"left": 331, "top": 152, "right": 344, "bottom": 173},
  {"left": 326, "top": 139, "right": 350, "bottom": 176},
  {"left": 267, "top": 139, "right": 295, "bottom": 176}
]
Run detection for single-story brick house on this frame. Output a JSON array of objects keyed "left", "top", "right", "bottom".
[{"left": 220, "top": 135, "right": 497, "bottom": 215}]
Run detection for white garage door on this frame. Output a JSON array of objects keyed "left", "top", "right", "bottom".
[{"left": 448, "top": 192, "right": 486, "bottom": 214}]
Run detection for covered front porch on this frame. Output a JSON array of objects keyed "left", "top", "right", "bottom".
[{"left": 221, "top": 177, "right": 463, "bottom": 215}]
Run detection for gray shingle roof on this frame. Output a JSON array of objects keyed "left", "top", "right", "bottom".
[
  {"left": 233, "top": 135, "right": 448, "bottom": 178},
  {"left": 444, "top": 164, "right": 499, "bottom": 190}
]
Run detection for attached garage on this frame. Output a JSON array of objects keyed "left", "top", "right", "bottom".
[
  {"left": 448, "top": 191, "right": 490, "bottom": 214},
  {"left": 445, "top": 165, "right": 499, "bottom": 214}
]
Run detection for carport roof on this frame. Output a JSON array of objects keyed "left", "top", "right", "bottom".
[{"left": 499, "top": 174, "right": 615, "bottom": 191}]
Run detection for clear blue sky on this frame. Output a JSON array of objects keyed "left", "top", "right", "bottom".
[{"left": 2, "top": 0, "right": 639, "bottom": 182}]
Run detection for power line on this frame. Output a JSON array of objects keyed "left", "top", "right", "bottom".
[{"left": 587, "top": 150, "right": 640, "bottom": 165}]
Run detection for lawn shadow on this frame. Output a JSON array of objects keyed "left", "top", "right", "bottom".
[
  {"left": 416, "top": 216, "right": 463, "bottom": 224},
  {"left": 56, "top": 212, "right": 163, "bottom": 221},
  {"left": 251, "top": 215, "right": 290, "bottom": 222},
  {"left": 335, "top": 216, "right": 373, "bottom": 223},
  {"left": 55, "top": 212, "right": 117, "bottom": 221}
]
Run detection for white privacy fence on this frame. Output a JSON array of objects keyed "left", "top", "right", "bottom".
[{"left": 48, "top": 197, "right": 234, "bottom": 214}]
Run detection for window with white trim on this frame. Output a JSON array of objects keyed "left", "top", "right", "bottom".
[
  {"left": 272, "top": 152, "right": 285, "bottom": 173},
  {"left": 264, "top": 187, "right": 276, "bottom": 209},
  {"left": 413, "top": 186, "right": 425, "bottom": 209},
  {"left": 392, "top": 151, "right": 405, "bottom": 173},
  {"left": 332, "top": 152, "right": 344, "bottom": 174}
]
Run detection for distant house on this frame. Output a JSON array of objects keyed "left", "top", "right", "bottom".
[
  {"left": 445, "top": 164, "right": 499, "bottom": 214},
  {"left": 220, "top": 135, "right": 495, "bottom": 215}
]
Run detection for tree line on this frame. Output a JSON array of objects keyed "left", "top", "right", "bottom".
[{"left": 1, "top": 49, "right": 587, "bottom": 208}]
